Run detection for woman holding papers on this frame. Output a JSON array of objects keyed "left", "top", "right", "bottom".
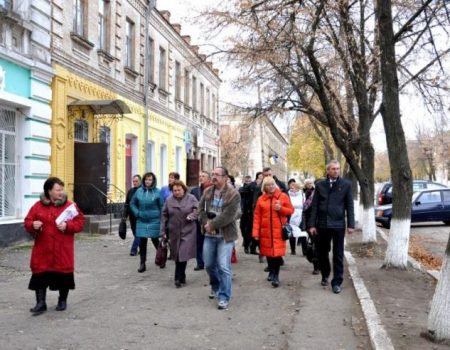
[
  {"left": 130, "top": 172, "right": 164, "bottom": 273},
  {"left": 24, "top": 177, "right": 85, "bottom": 315}
]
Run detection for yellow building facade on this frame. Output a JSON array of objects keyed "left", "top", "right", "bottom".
[{"left": 51, "top": 65, "right": 185, "bottom": 203}]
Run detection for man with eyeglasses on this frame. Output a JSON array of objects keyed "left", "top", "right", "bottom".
[{"left": 199, "top": 166, "right": 241, "bottom": 310}]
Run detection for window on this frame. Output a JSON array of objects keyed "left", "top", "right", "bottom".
[
  {"left": 184, "top": 69, "right": 190, "bottom": 106},
  {"left": 73, "top": 0, "right": 86, "bottom": 36},
  {"left": 175, "top": 61, "right": 181, "bottom": 101},
  {"left": 98, "top": 0, "right": 110, "bottom": 50},
  {"left": 125, "top": 19, "right": 135, "bottom": 68},
  {"left": 443, "top": 190, "right": 450, "bottom": 203},
  {"left": 418, "top": 191, "right": 442, "bottom": 204},
  {"left": 175, "top": 146, "right": 182, "bottom": 174},
  {"left": 148, "top": 37, "right": 154, "bottom": 83},
  {"left": 160, "top": 144, "right": 167, "bottom": 186},
  {"left": 0, "top": 1, "right": 12, "bottom": 11},
  {"left": 200, "top": 83, "right": 204, "bottom": 115},
  {"left": 11, "top": 29, "right": 22, "bottom": 52},
  {"left": 159, "top": 47, "right": 167, "bottom": 90},
  {"left": 74, "top": 120, "right": 89, "bottom": 142},
  {"left": 99, "top": 126, "right": 111, "bottom": 184},
  {"left": 0, "top": 108, "right": 16, "bottom": 218},
  {"left": 192, "top": 76, "right": 197, "bottom": 111},
  {"left": 206, "top": 88, "right": 210, "bottom": 117},
  {"left": 147, "top": 141, "right": 155, "bottom": 171},
  {"left": 212, "top": 93, "right": 216, "bottom": 120}
]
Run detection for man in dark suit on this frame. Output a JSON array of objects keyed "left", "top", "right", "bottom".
[{"left": 308, "top": 160, "right": 354, "bottom": 294}]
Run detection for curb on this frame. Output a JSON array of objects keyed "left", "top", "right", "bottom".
[
  {"left": 345, "top": 248, "right": 395, "bottom": 350},
  {"left": 376, "top": 228, "right": 440, "bottom": 281}
]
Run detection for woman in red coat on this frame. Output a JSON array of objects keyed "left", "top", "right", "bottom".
[
  {"left": 24, "top": 177, "right": 85, "bottom": 315},
  {"left": 253, "top": 176, "right": 294, "bottom": 287}
]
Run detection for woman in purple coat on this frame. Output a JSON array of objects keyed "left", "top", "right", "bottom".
[{"left": 160, "top": 180, "right": 199, "bottom": 287}]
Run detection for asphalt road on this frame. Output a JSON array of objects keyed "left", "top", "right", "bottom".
[
  {"left": 379, "top": 222, "right": 450, "bottom": 258},
  {"left": 0, "top": 234, "right": 369, "bottom": 350}
]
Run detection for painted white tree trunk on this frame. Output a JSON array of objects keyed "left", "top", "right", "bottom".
[
  {"left": 361, "top": 207, "right": 377, "bottom": 242},
  {"left": 383, "top": 218, "right": 410, "bottom": 268},
  {"left": 356, "top": 202, "right": 363, "bottom": 230},
  {"left": 427, "top": 239, "right": 450, "bottom": 341}
]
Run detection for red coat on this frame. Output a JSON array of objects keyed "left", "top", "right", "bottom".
[
  {"left": 24, "top": 196, "right": 85, "bottom": 274},
  {"left": 252, "top": 189, "right": 294, "bottom": 257}
]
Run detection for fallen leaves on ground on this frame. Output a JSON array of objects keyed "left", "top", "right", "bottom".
[{"left": 408, "top": 236, "right": 442, "bottom": 270}]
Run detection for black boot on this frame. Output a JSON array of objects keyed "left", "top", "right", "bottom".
[
  {"left": 56, "top": 289, "right": 69, "bottom": 311},
  {"left": 271, "top": 274, "right": 280, "bottom": 288},
  {"left": 266, "top": 271, "right": 274, "bottom": 282},
  {"left": 30, "top": 288, "right": 47, "bottom": 315},
  {"left": 138, "top": 260, "right": 146, "bottom": 273}
]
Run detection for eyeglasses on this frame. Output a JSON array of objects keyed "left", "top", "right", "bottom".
[{"left": 212, "top": 173, "right": 226, "bottom": 177}]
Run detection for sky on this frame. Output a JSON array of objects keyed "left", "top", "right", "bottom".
[{"left": 158, "top": 1, "right": 448, "bottom": 152}]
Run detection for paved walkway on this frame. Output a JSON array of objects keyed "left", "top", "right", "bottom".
[{"left": 0, "top": 234, "right": 370, "bottom": 350}]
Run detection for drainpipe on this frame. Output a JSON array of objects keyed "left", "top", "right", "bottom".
[{"left": 144, "top": 0, "right": 156, "bottom": 171}]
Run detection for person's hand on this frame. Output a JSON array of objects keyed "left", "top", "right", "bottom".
[
  {"left": 309, "top": 227, "right": 317, "bottom": 235},
  {"left": 204, "top": 222, "right": 214, "bottom": 234},
  {"left": 254, "top": 236, "right": 259, "bottom": 241},
  {"left": 33, "top": 221, "right": 43, "bottom": 230},
  {"left": 56, "top": 222, "right": 67, "bottom": 232},
  {"left": 347, "top": 228, "right": 354, "bottom": 235},
  {"left": 275, "top": 200, "right": 281, "bottom": 211}
]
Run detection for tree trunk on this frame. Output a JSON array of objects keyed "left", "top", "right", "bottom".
[
  {"left": 427, "top": 234, "right": 450, "bottom": 341},
  {"left": 376, "top": 0, "right": 413, "bottom": 268}
]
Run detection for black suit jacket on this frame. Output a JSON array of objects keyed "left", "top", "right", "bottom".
[{"left": 308, "top": 177, "right": 355, "bottom": 229}]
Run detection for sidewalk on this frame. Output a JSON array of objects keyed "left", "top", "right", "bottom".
[
  {"left": 0, "top": 233, "right": 369, "bottom": 350},
  {"left": 346, "top": 230, "right": 449, "bottom": 350}
]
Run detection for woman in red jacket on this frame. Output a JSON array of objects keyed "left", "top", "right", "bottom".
[
  {"left": 24, "top": 177, "right": 85, "bottom": 315},
  {"left": 253, "top": 176, "right": 294, "bottom": 287}
]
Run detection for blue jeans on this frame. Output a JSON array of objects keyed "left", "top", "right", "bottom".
[
  {"left": 130, "top": 221, "right": 140, "bottom": 254},
  {"left": 203, "top": 236, "right": 234, "bottom": 303}
]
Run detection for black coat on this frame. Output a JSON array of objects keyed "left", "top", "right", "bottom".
[
  {"left": 124, "top": 187, "right": 139, "bottom": 231},
  {"left": 308, "top": 177, "right": 355, "bottom": 229}
]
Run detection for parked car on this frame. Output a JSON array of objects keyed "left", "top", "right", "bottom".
[
  {"left": 375, "top": 188, "right": 450, "bottom": 228},
  {"left": 376, "top": 180, "right": 448, "bottom": 205}
]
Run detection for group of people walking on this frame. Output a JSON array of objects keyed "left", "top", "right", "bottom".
[{"left": 24, "top": 160, "right": 354, "bottom": 314}]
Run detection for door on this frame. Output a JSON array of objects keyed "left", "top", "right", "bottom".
[
  {"left": 412, "top": 190, "right": 443, "bottom": 222},
  {"left": 125, "top": 139, "right": 132, "bottom": 191},
  {"left": 74, "top": 143, "right": 108, "bottom": 214},
  {"left": 186, "top": 159, "right": 200, "bottom": 187}
]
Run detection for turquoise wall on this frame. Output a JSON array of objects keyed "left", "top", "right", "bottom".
[{"left": 0, "top": 58, "right": 30, "bottom": 98}]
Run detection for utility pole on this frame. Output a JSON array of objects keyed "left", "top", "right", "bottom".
[{"left": 143, "top": 0, "right": 156, "bottom": 171}]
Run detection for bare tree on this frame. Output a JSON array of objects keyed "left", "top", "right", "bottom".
[
  {"left": 202, "top": 1, "right": 449, "bottom": 246},
  {"left": 427, "top": 235, "right": 450, "bottom": 342}
]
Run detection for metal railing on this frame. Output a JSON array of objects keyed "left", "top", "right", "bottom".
[{"left": 68, "top": 183, "right": 126, "bottom": 234}]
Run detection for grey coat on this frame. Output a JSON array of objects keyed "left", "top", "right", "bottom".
[{"left": 160, "top": 193, "right": 199, "bottom": 262}]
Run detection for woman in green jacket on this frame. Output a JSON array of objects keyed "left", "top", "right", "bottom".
[{"left": 130, "top": 172, "right": 164, "bottom": 273}]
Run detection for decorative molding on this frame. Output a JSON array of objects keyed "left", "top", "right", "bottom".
[
  {"left": 97, "top": 49, "right": 115, "bottom": 63},
  {"left": 124, "top": 66, "right": 139, "bottom": 79},
  {"left": 70, "top": 32, "right": 95, "bottom": 51}
]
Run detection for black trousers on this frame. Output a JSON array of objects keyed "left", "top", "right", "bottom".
[
  {"left": 239, "top": 213, "right": 253, "bottom": 250},
  {"left": 175, "top": 260, "right": 187, "bottom": 282},
  {"left": 266, "top": 256, "right": 283, "bottom": 275},
  {"left": 316, "top": 228, "right": 345, "bottom": 286},
  {"left": 195, "top": 223, "right": 204, "bottom": 267},
  {"left": 139, "top": 237, "right": 159, "bottom": 262}
]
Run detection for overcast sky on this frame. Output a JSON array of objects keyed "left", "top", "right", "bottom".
[{"left": 157, "top": 1, "right": 448, "bottom": 151}]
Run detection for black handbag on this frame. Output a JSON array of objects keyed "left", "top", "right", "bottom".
[
  {"left": 118, "top": 219, "right": 127, "bottom": 240},
  {"left": 155, "top": 239, "right": 169, "bottom": 268},
  {"left": 277, "top": 212, "right": 292, "bottom": 241},
  {"left": 305, "top": 237, "right": 315, "bottom": 263}
]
